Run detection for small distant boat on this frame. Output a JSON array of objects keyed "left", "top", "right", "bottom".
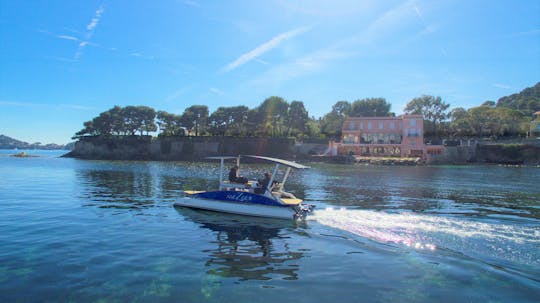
[{"left": 174, "top": 155, "right": 315, "bottom": 220}]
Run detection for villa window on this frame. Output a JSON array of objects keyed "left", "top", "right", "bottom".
[
  {"left": 349, "top": 122, "right": 355, "bottom": 130},
  {"left": 410, "top": 119, "right": 417, "bottom": 127},
  {"left": 359, "top": 122, "right": 363, "bottom": 130},
  {"left": 390, "top": 121, "right": 395, "bottom": 129},
  {"left": 378, "top": 122, "right": 383, "bottom": 129},
  {"left": 368, "top": 122, "right": 372, "bottom": 130}
]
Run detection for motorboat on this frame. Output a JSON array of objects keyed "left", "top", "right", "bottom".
[{"left": 173, "top": 155, "right": 314, "bottom": 220}]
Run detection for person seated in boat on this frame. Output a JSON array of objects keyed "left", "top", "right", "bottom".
[
  {"left": 254, "top": 172, "right": 278, "bottom": 194},
  {"left": 228, "top": 165, "right": 248, "bottom": 184}
]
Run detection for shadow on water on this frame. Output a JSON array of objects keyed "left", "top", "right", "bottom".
[{"left": 175, "top": 207, "right": 306, "bottom": 281}]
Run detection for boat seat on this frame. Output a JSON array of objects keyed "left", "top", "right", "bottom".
[
  {"left": 280, "top": 198, "right": 303, "bottom": 205},
  {"left": 184, "top": 190, "right": 205, "bottom": 195}
]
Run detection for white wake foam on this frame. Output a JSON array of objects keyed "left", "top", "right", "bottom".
[{"left": 311, "top": 208, "right": 540, "bottom": 264}]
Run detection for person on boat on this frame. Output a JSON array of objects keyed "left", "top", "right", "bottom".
[
  {"left": 228, "top": 165, "right": 248, "bottom": 184},
  {"left": 255, "top": 172, "right": 277, "bottom": 194}
]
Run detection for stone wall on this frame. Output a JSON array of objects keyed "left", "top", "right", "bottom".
[
  {"left": 475, "top": 144, "right": 540, "bottom": 165},
  {"left": 65, "top": 136, "right": 296, "bottom": 161},
  {"left": 428, "top": 146, "right": 477, "bottom": 164}
]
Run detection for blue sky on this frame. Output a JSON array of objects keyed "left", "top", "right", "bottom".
[{"left": 1, "top": 0, "right": 539, "bottom": 144}]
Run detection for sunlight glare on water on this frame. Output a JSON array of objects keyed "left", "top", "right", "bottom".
[{"left": 311, "top": 208, "right": 540, "bottom": 265}]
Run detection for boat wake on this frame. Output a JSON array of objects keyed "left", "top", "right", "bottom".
[{"left": 310, "top": 208, "right": 540, "bottom": 267}]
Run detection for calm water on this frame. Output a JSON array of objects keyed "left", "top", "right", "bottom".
[{"left": 1, "top": 150, "right": 539, "bottom": 302}]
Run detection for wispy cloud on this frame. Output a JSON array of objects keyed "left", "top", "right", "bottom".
[
  {"left": 492, "top": 83, "right": 512, "bottom": 89},
  {"left": 165, "top": 86, "right": 193, "bottom": 102},
  {"left": 75, "top": 6, "right": 105, "bottom": 60},
  {"left": 209, "top": 88, "right": 225, "bottom": 95},
  {"left": 221, "top": 26, "right": 311, "bottom": 73},
  {"left": 87, "top": 6, "right": 105, "bottom": 31},
  {"left": 247, "top": 1, "right": 426, "bottom": 87},
  {"left": 56, "top": 34, "right": 80, "bottom": 41},
  {"left": 0, "top": 100, "right": 95, "bottom": 110},
  {"left": 182, "top": 0, "right": 200, "bottom": 7},
  {"left": 250, "top": 48, "right": 354, "bottom": 87},
  {"left": 130, "top": 52, "right": 155, "bottom": 60}
]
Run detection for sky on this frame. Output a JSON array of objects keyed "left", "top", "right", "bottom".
[{"left": 1, "top": 0, "right": 539, "bottom": 144}]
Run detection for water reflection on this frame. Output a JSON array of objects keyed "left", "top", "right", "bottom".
[
  {"left": 77, "top": 169, "right": 155, "bottom": 209},
  {"left": 75, "top": 163, "right": 213, "bottom": 210},
  {"left": 177, "top": 208, "right": 305, "bottom": 281},
  {"left": 303, "top": 164, "right": 540, "bottom": 219}
]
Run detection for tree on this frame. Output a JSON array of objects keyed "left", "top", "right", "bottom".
[
  {"left": 122, "top": 106, "right": 142, "bottom": 135},
  {"left": 156, "top": 111, "right": 184, "bottom": 136},
  {"left": 254, "top": 96, "right": 289, "bottom": 137},
  {"left": 320, "top": 100, "right": 351, "bottom": 138},
  {"left": 305, "top": 117, "right": 322, "bottom": 138},
  {"left": 449, "top": 106, "right": 528, "bottom": 138},
  {"left": 286, "top": 101, "right": 309, "bottom": 137},
  {"left": 350, "top": 98, "right": 392, "bottom": 117},
  {"left": 181, "top": 105, "right": 209, "bottom": 136},
  {"left": 227, "top": 105, "right": 249, "bottom": 136},
  {"left": 138, "top": 106, "right": 157, "bottom": 135},
  {"left": 208, "top": 105, "right": 250, "bottom": 136},
  {"left": 404, "top": 95, "right": 450, "bottom": 136},
  {"left": 496, "top": 82, "right": 540, "bottom": 116}
]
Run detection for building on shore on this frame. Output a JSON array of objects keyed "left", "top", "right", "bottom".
[{"left": 328, "top": 115, "right": 444, "bottom": 161}]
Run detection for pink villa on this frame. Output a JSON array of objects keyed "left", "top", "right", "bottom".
[{"left": 328, "top": 115, "right": 444, "bottom": 160}]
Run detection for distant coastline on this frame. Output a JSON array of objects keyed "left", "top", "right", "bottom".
[{"left": 0, "top": 134, "right": 74, "bottom": 150}]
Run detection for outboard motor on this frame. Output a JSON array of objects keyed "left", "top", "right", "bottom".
[{"left": 294, "top": 204, "right": 316, "bottom": 220}]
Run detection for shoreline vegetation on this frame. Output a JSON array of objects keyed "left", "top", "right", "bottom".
[
  {"left": 64, "top": 82, "right": 539, "bottom": 166},
  {"left": 72, "top": 83, "right": 539, "bottom": 143},
  {"left": 7, "top": 83, "right": 540, "bottom": 165}
]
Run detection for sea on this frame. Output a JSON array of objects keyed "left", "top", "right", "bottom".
[{"left": 1, "top": 149, "right": 539, "bottom": 302}]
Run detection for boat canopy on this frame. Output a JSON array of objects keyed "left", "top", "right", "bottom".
[
  {"left": 206, "top": 155, "right": 309, "bottom": 169},
  {"left": 243, "top": 155, "right": 309, "bottom": 169}
]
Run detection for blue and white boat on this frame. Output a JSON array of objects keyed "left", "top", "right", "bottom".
[{"left": 173, "top": 155, "right": 314, "bottom": 220}]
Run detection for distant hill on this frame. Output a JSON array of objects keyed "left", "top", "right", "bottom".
[
  {"left": 0, "top": 134, "right": 73, "bottom": 150},
  {"left": 496, "top": 82, "right": 540, "bottom": 116}
]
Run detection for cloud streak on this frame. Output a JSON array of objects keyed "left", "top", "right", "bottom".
[
  {"left": 492, "top": 83, "right": 512, "bottom": 89},
  {"left": 221, "top": 26, "right": 311, "bottom": 72},
  {"left": 75, "top": 6, "right": 105, "bottom": 60},
  {"left": 0, "top": 100, "right": 95, "bottom": 110}
]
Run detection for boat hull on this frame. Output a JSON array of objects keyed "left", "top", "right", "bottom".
[{"left": 173, "top": 196, "right": 298, "bottom": 220}]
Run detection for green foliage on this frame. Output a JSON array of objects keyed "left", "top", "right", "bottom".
[
  {"left": 449, "top": 105, "right": 528, "bottom": 137},
  {"left": 181, "top": 105, "right": 209, "bottom": 136},
  {"left": 253, "top": 96, "right": 289, "bottom": 137},
  {"left": 156, "top": 111, "right": 184, "bottom": 136},
  {"left": 207, "top": 105, "right": 249, "bottom": 136},
  {"left": 286, "top": 101, "right": 309, "bottom": 137},
  {"left": 320, "top": 101, "right": 351, "bottom": 138},
  {"left": 74, "top": 105, "right": 157, "bottom": 138},
  {"left": 73, "top": 83, "right": 538, "bottom": 141},
  {"left": 405, "top": 95, "right": 450, "bottom": 136},
  {"left": 350, "top": 98, "right": 392, "bottom": 117},
  {"left": 496, "top": 82, "right": 540, "bottom": 116}
]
